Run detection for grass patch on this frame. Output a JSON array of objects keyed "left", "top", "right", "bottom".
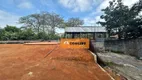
[
  {"left": 104, "top": 61, "right": 123, "bottom": 67},
  {"left": 105, "top": 49, "right": 124, "bottom": 54},
  {"left": 111, "top": 50, "right": 124, "bottom": 54}
]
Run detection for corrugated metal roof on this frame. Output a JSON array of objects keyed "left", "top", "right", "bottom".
[{"left": 65, "top": 26, "right": 106, "bottom": 32}]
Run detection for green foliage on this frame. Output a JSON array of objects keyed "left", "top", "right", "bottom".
[
  {"left": 4, "top": 25, "right": 20, "bottom": 33},
  {"left": 0, "top": 25, "right": 61, "bottom": 40},
  {"left": 3, "top": 32, "right": 19, "bottom": 40},
  {"left": 37, "top": 32, "right": 48, "bottom": 40},
  {"left": 0, "top": 25, "right": 21, "bottom": 40},
  {"left": 48, "top": 34, "right": 60, "bottom": 40},
  {"left": 0, "top": 28, "right": 4, "bottom": 40},
  {"left": 98, "top": 0, "right": 142, "bottom": 39},
  {"left": 18, "top": 28, "right": 36, "bottom": 40}
]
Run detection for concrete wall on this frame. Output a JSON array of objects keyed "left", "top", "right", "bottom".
[{"left": 105, "top": 38, "right": 142, "bottom": 58}]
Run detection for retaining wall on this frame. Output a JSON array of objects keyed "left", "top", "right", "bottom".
[{"left": 104, "top": 38, "right": 142, "bottom": 58}]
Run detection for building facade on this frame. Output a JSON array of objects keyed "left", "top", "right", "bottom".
[{"left": 64, "top": 26, "right": 107, "bottom": 42}]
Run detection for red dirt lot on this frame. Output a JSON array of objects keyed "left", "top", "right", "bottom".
[{"left": 0, "top": 44, "right": 113, "bottom": 80}]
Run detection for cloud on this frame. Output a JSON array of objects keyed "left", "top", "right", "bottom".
[
  {"left": 83, "top": 17, "right": 96, "bottom": 26},
  {"left": 0, "top": 10, "right": 21, "bottom": 28},
  {"left": 83, "top": 16, "right": 104, "bottom": 26},
  {"left": 123, "top": 0, "right": 139, "bottom": 7},
  {"left": 139, "top": 11, "right": 142, "bottom": 16},
  {"left": 17, "top": 1, "right": 34, "bottom": 9},
  {"left": 59, "top": 0, "right": 102, "bottom": 12}
]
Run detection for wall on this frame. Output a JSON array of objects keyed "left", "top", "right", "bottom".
[
  {"left": 104, "top": 38, "right": 142, "bottom": 58},
  {"left": 89, "top": 40, "right": 106, "bottom": 66}
]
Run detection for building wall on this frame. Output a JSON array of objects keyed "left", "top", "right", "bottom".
[
  {"left": 95, "top": 32, "right": 106, "bottom": 41},
  {"left": 104, "top": 38, "right": 142, "bottom": 58}
]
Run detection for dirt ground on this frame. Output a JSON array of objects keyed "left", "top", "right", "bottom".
[{"left": 0, "top": 44, "right": 113, "bottom": 80}]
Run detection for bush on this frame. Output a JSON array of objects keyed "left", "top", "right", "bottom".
[
  {"left": 18, "top": 29, "right": 36, "bottom": 40},
  {"left": 0, "top": 25, "right": 61, "bottom": 40},
  {"left": 48, "top": 34, "right": 60, "bottom": 40}
]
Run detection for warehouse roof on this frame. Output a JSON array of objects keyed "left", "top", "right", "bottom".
[{"left": 65, "top": 26, "right": 106, "bottom": 33}]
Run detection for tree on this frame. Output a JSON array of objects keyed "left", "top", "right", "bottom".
[
  {"left": 37, "top": 32, "right": 48, "bottom": 40},
  {"left": 19, "top": 13, "right": 43, "bottom": 34},
  {"left": 123, "top": 0, "right": 142, "bottom": 39},
  {"left": 98, "top": 0, "right": 142, "bottom": 39},
  {"left": 98, "top": 0, "right": 129, "bottom": 39},
  {"left": 1, "top": 25, "right": 21, "bottom": 40},
  {"left": 65, "top": 18, "right": 84, "bottom": 27},
  {"left": 18, "top": 28, "right": 36, "bottom": 40},
  {"left": 0, "top": 28, "right": 4, "bottom": 40},
  {"left": 0, "top": 25, "right": 61, "bottom": 40},
  {"left": 19, "top": 12, "right": 64, "bottom": 35},
  {"left": 4, "top": 25, "right": 20, "bottom": 33},
  {"left": 1, "top": 31, "right": 19, "bottom": 40},
  {"left": 46, "top": 12, "right": 64, "bottom": 34}
]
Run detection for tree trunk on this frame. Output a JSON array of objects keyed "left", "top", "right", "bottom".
[{"left": 118, "top": 28, "right": 122, "bottom": 39}]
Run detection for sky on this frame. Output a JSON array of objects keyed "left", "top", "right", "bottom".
[{"left": 0, "top": 0, "right": 139, "bottom": 28}]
